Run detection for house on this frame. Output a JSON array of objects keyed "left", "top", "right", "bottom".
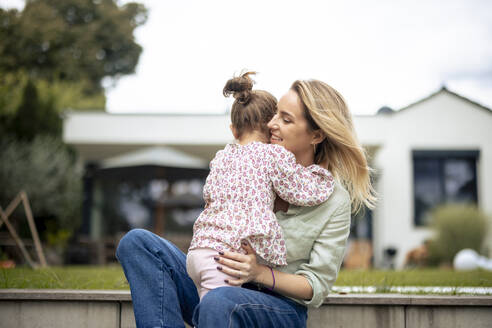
[
  {"left": 63, "top": 87, "right": 492, "bottom": 267},
  {"left": 366, "top": 87, "right": 491, "bottom": 267}
]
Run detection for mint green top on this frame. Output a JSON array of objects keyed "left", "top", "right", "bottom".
[{"left": 276, "top": 181, "right": 351, "bottom": 308}]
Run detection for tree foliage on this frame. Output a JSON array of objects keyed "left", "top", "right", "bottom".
[
  {"left": 0, "top": 0, "right": 147, "bottom": 95},
  {"left": 7, "top": 79, "right": 62, "bottom": 141},
  {"left": 0, "top": 70, "right": 28, "bottom": 117},
  {"left": 0, "top": 136, "right": 83, "bottom": 234},
  {"left": 0, "top": 1, "right": 145, "bottom": 247},
  {"left": 0, "top": 69, "right": 106, "bottom": 124}
]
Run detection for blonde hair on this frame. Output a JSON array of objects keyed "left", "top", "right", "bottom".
[
  {"left": 291, "top": 80, "right": 377, "bottom": 213},
  {"left": 223, "top": 72, "right": 277, "bottom": 138}
]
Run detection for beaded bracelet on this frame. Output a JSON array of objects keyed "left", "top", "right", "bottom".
[{"left": 267, "top": 267, "right": 275, "bottom": 291}]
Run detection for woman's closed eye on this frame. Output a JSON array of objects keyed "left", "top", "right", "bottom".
[
  {"left": 278, "top": 111, "right": 294, "bottom": 124},
  {"left": 281, "top": 114, "right": 293, "bottom": 123}
]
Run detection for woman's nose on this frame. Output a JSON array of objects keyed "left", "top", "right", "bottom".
[{"left": 267, "top": 117, "right": 277, "bottom": 129}]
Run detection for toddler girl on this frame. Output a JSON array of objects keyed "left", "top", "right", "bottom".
[{"left": 186, "top": 72, "right": 335, "bottom": 299}]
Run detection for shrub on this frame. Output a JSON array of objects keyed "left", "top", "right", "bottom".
[
  {"left": 427, "top": 204, "right": 488, "bottom": 266},
  {"left": 0, "top": 136, "right": 82, "bottom": 236}
]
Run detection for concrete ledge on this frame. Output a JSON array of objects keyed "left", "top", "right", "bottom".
[
  {"left": 1, "top": 290, "right": 491, "bottom": 328},
  {"left": 0, "top": 290, "right": 135, "bottom": 328},
  {"left": 0, "top": 289, "right": 132, "bottom": 302},
  {"left": 322, "top": 293, "right": 492, "bottom": 306},
  {"left": 1, "top": 289, "right": 491, "bottom": 305}
]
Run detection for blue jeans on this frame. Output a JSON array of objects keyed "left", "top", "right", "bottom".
[{"left": 116, "top": 229, "right": 308, "bottom": 328}]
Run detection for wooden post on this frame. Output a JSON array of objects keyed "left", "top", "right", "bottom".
[
  {"left": 0, "top": 193, "right": 22, "bottom": 230},
  {"left": 0, "top": 191, "right": 49, "bottom": 268},
  {"left": 20, "top": 191, "right": 47, "bottom": 267},
  {"left": 0, "top": 207, "right": 37, "bottom": 268}
]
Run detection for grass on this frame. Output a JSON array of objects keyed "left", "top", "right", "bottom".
[
  {"left": 1, "top": 266, "right": 492, "bottom": 291},
  {"left": 335, "top": 269, "right": 492, "bottom": 288},
  {"left": 0, "top": 265, "right": 128, "bottom": 290}
]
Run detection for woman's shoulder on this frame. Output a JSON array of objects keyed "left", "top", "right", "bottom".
[
  {"left": 281, "top": 180, "right": 350, "bottom": 223},
  {"left": 311, "top": 181, "right": 351, "bottom": 216},
  {"left": 330, "top": 181, "right": 351, "bottom": 208}
]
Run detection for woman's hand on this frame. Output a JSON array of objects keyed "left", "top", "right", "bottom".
[
  {"left": 215, "top": 241, "right": 268, "bottom": 286},
  {"left": 216, "top": 241, "right": 314, "bottom": 300}
]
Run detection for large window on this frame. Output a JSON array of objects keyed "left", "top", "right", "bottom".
[{"left": 413, "top": 150, "right": 479, "bottom": 226}]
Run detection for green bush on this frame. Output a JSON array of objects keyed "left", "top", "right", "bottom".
[
  {"left": 0, "top": 136, "right": 82, "bottom": 236},
  {"left": 427, "top": 204, "right": 488, "bottom": 265}
]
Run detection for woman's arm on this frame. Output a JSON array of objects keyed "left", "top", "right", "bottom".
[
  {"left": 215, "top": 243, "right": 313, "bottom": 300},
  {"left": 255, "top": 263, "right": 313, "bottom": 300}
]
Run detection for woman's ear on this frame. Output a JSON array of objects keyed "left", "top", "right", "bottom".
[{"left": 311, "top": 129, "right": 325, "bottom": 145}]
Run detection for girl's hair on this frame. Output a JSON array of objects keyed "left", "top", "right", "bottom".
[
  {"left": 223, "top": 71, "right": 277, "bottom": 138},
  {"left": 291, "top": 79, "right": 377, "bottom": 213}
]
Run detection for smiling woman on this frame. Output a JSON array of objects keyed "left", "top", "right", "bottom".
[
  {"left": 268, "top": 90, "right": 325, "bottom": 167},
  {"left": 116, "top": 77, "right": 376, "bottom": 328}
]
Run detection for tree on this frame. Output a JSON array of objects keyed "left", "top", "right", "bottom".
[
  {"left": 0, "top": 69, "right": 106, "bottom": 125},
  {"left": 0, "top": 70, "right": 28, "bottom": 138},
  {"left": 0, "top": 70, "right": 28, "bottom": 117},
  {"left": 0, "top": 0, "right": 147, "bottom": 95},
  {"left": 8, "top": 79, "right": 62, "bottom": 141}
]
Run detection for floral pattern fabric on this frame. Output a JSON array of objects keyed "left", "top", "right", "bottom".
[{"left": 189, "top": 142, "right": 335, "bottom": 266}]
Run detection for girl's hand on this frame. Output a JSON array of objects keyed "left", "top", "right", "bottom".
[{"left": 215, "top": 241, "right": 267, "bottom": 286}]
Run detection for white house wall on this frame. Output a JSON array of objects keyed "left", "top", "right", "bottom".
[{"left": 373, "top": 92, "right": 492, "bottom": 268}]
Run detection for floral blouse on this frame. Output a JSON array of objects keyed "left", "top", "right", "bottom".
[{"left": 189, "top": 142, "right": 335, "bottom": 266}]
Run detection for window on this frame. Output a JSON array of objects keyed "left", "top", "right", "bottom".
[{"left": 413, "top": 150, "right": 479, "bottom": 226}]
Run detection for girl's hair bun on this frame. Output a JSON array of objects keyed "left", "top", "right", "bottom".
[
  {"left": 224, "top": 70, "right": 277, "bottom": 139},
  {"left": 223, "top": 71, "right": 256, "bottom": 104}
]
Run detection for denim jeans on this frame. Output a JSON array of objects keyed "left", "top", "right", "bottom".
[{"left": 116, "top": 229, "right": 307, "bottom": 328}]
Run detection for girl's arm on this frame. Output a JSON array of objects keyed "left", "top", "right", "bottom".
[
  {"left": 268, "top": 144, "right": 334, "bottom": 206},
  {"left": 215, "top": 243, "right": 313, "bottom": 300}
]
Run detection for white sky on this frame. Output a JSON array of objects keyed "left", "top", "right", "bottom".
[{"left": 4, "top": 0, "right": 492, "bottom": 115}]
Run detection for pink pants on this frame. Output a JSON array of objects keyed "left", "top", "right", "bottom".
[{"left": 186, "top": 248, "right": 235, "bottom": 299}]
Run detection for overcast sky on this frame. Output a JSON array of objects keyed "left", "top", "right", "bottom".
[{"left": 4, "top": 0, "right": 492, "bottom": 115}]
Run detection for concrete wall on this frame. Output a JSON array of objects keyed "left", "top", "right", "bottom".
[
  {"left": 1, "top": 290, "right": 491, "bottom": 328},
  {"left": 308, "top": 304, "right": 492, "bottom": 328}
]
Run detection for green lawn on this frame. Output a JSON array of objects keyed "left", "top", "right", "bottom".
[
  {"left": 0, "top": 265, "right": 128, "bottom": 290},
  {"left": 1, "top": 266, "right": 492, "bottom": 290},
  {"left": 335, "top": 269, "right": 492, "bottom": 288}
]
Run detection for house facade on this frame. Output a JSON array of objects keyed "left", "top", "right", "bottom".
[
  {"left": 367, "top": 88, "right": 491, "bottom": 267},
  {"left": 63, "top": 87, "right": 492, "bottom": 267}
]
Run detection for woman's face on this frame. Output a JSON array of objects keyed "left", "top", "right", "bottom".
[{"left": 267, "top": 90, "right": 318, "bottom": 166}]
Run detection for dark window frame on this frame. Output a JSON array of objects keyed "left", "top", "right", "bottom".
[{"left": 412, "top": 150, "right": 479, "bottom": 226}]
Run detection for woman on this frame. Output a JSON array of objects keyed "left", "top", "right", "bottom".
[{"left": 116, "top": 79, "right": 376, "bottom": 328}]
